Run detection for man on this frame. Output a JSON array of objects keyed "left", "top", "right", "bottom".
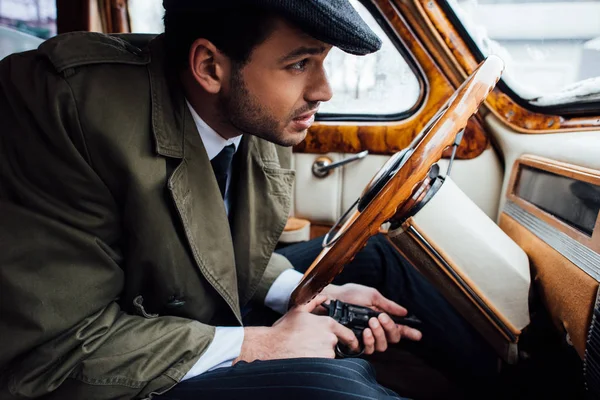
[{"left": 0, "top": 1, "right": 497, "bottom": 399}]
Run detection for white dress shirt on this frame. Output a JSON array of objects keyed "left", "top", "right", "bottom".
[{"left": 182, "top": 102, "right": 303, "bottom": 381}]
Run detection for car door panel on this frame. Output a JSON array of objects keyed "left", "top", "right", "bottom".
[
  {"left": 481, "top": 114, "right": 600, "bottom": 360},
  {"left": 488, "top": 114, "right": 600, "bottom": 214},
  {"left": 499, "top": 213, "right": 597, "bottom": 359},
  {"left": 292, "top": 147, "right": 503, "bottom": 224}
]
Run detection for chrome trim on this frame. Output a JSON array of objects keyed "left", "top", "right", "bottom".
[
  {"left": 504, "top": 201, "right": 600, "bottom": 282},
  {"left": 322, "top": 198, "right": 360, "bottom": 248},
  {"left": 584, "top": 288, "right": 600, "bottom": 396},
  {"left": 312, "top": 150, "right": 369, "bottom": 178}
]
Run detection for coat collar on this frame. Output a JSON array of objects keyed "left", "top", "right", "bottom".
[
  {"left": 147, "top": 36, "right": 294, "bottom": 321},
  {"left": 148, "top": 36, "right": 185, "bottom": 159}
]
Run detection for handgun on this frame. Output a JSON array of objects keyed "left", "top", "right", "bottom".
[{"left": 322, "top": 299, "right": 422, "bottom": 357}]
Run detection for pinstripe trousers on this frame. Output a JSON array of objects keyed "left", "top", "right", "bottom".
[
  {"left": 159, "top": 358, "right": 402, "bottom": 399},
  {"left": 159, "top": 234, "right": 497, "bottom": 399}
]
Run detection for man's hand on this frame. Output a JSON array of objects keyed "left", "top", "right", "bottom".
[
  {"left": 234, "top": 294, "right": 360, "bottom": 364},
  {"left": 321, "top": 283, "right": 422, "bottom": 355}
]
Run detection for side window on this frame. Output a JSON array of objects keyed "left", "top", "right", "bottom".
[
  {"left": 320, "top": 0, "right": 421, "bottom": 117},
  {"left": 128, "top": 0, "right": 422, "bottom": 118},
  {"left": 449, "top": 0, "right": 600, "bottom": 107},
  {"left": 128, "top": 0, "right": 165, "bottom": 34}
]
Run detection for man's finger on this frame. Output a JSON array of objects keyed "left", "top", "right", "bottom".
[
  {"left": 295, "top": 294, "right": 328, "bottom": 313},
  {"left": 378, "top": 313, "right": 401, "bottom": 343},
  {"left": 312, "top": 305, "right": 328, "bottom": 316},
  {"left": 368, "top": 317, "right": 387, "bottom": 352},
  {"left": 330, "top": 321, "right": 360, "bottom": 353},
  {"left": 398, "top": 325, "right": 423, "bottom": 342},
  {"left": 372, "top": 294, "right": 407, "bottom": 317},
  {"left": 363, "top": 328, "right": 375, "bottom": 355}
]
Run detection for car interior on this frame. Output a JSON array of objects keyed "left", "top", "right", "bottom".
[{"left": 1, "top": 0, "right": 600, "bottom": 399}]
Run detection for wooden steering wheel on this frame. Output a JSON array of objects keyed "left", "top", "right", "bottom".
[{"left": 290, "top": 55, "right": 505, "bottom": 307}]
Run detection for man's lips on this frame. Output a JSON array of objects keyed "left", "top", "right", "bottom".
[
  {"left": 290, "top": 112, "right": 316, "bottom": 130},
  {"left": 293, "top": 110, "right": 317, "bottom": 121}
]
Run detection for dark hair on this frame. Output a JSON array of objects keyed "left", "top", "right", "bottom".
[{"left": 164, "top": 6, "right": 278, "bottom": 70}]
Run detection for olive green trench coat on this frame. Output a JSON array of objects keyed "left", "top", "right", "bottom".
[{"left": 0, "top": 32, "right": 295, "bottom": 399}]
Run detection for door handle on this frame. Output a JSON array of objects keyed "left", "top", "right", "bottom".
[{"left": 312, "top": 150, "right": 369, "bottom": 178}]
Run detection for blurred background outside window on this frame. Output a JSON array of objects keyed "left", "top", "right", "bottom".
[
  {"left": 450, "top": 0, "right": 600, "bottom": 106},
  {"left": 4, "top": 0, "right": 597, "bottom": 109},
  {"left": 0, "top": 0, "right": 56, "bottom": 38},
  {"left": 0, "top": 0, "right": 52, "bottom": 59}
]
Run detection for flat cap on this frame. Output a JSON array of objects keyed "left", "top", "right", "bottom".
[{"left": 163, "top": 0, "right": 382, "bottom": 55}]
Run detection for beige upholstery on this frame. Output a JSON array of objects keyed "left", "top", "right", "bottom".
[
  {"left": 411, "top": 178, "right": 530, "bottom": 329},
  {"left": 292, "top": 148, "right": 503, "bottom": 224},
  {"left": 389, "top": 178, "right": 531, "bottom": 361}
]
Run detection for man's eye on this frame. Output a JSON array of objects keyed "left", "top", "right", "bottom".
[{"left": 288, "top": 59, "right": 309, "bottom": 71}]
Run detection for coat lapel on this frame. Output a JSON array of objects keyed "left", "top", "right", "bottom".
[
  {"left": 148, "top": 36, "right": 241, "bottom": 322},
  {"left": 230, "top": 136, "right": 295, "bottom": 306}
]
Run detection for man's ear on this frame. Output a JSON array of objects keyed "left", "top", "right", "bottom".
[{"left": 188, "top": 38, "right": 227, "bottom": 94}]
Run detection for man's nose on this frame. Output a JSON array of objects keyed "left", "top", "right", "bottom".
[{"left": 305, "top": 67, "right": 333, "bottom": 104}]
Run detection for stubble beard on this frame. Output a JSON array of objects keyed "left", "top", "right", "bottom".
[{"left": 218, "top": 66, "right": 305, "bottom": 147}]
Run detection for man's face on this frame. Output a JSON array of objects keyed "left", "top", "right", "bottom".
[{"left": 219, "top": 18, "right": 333, "bottom": 146}]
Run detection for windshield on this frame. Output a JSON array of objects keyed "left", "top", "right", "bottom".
[{"left": 447, "top": 0, "right": 600, "bottom": 107}]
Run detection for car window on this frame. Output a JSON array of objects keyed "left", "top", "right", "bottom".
[
  {"left": 0, "top": 0, "right": 56, "bottom": 38},
  {"left": 448, "top": 0, "right": 600, "bottom": 107},
  {"left": 0, "top": 0, "right": 54, "bottom": 60},
  {"left": 0, "top": 26, "right": 43, "bottom": 60},
  {"left": 128, "top": 0, "right": 165, "bottom": 34},
  {"left": 129, "top": 0, "right": 422, "bottom": 119},
  {"left": 319, "top": 0, "right": 421, "bottom": 117}
]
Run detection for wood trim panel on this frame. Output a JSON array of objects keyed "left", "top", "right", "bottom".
[
  {"left": 109, "top": 0, "right": 131, "bottom": 33},
  {"left": 294, "top": 0, "right": 489, "bottom": 159},
  {"left": 506, "top": 155, "right": 600, "bottom": 253},
  {"left": 414, "top": 0, "right": 600, "bottom": 134},
  {"left": 311, "top": 224, "right": 390, "bottom": 240},
  {"left": 57, "top": 0, "right": 130, "bottom": 34},
  {"left": 100, "top": 0, "right": 131, "bottom": 33},
  {"left": 393, "top": 0, "right": 466, "bottom": 89},
  {"left": 310, "top": 224, "right": 332, "bottom": 240}
]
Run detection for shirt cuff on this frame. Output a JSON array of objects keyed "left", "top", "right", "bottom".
[
  {"left": 264, "top": 269, "right": 303, "bottom": 314},
  {"left": 182, "top": 326, "right": 244, "bottom": 381}
]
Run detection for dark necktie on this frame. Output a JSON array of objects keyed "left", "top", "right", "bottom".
[{"left": 211, "top": 144, "right": 236, "bottom": 199}]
